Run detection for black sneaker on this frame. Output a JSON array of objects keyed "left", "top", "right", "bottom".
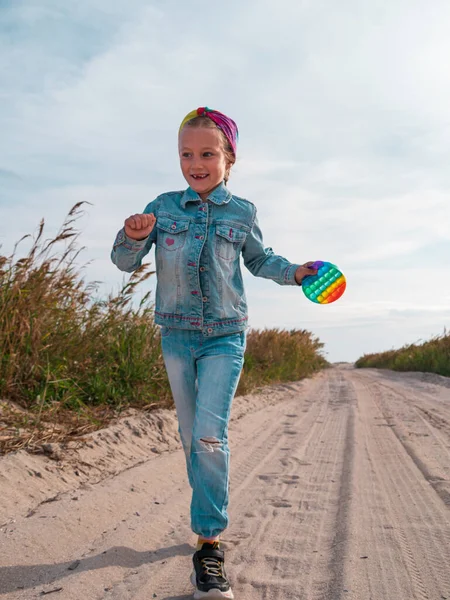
[{"left": 190, "top": 542, "right": 234, "bottom": 599}]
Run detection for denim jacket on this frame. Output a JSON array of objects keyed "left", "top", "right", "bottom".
[{"left": 111, "top": 182, "right": 301, "bottom": 337}]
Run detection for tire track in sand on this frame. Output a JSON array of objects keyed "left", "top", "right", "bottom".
[
  {"left": 2, "top": 367, "right": 449, "bottom": 600},
  {"left": 355, "top": 370, "right": 450, "bottom": 507},
  {"left": 228, "top": 369, "right": 356, "bottom": 600},
  {"left": 349, "top": 371, "right": 450, "bottom": 600}
]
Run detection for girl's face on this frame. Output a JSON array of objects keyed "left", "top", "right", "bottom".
[{"left": 179, "top": 127, "right": 232, "bottom": 200}]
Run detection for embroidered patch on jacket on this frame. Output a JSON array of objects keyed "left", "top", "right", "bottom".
[{"left": 166, "top": 238, "right": 175, "bottom": 246}]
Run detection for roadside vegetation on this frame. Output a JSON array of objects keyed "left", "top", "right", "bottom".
[
  {"left": 355, "top": 332, "right": 450, "bottom": 376},
  {"left": 0, "top": 203, "right": 327, "bottom": 454}
]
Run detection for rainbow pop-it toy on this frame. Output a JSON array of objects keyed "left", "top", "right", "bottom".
[{"left": 302, "top": 261, "right": 346, "bottom": 304}]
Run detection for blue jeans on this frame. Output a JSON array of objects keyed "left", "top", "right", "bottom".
[{"left": 160, "top": 327, "right": 247, "bottom": 538}]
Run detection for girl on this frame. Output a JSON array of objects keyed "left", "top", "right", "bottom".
[{"left": 111, "top": 107, "right": 317, "bottom": 599}]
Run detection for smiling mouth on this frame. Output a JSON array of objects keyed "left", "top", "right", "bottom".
[{"left": 191, "top": 174, "right": 209, "bottom": 180}]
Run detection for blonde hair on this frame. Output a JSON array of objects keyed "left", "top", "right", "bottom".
[{"left": 181, "top": 116, "right": 235, "bottom": 184}]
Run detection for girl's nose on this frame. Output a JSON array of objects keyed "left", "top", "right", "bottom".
[{"left": 191, "top": 157, "right": 204, "bottom": 169}]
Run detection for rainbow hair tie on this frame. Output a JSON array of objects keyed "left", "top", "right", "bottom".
[{"left": 179, "top": 107, "right": 239, "bottom": 156}]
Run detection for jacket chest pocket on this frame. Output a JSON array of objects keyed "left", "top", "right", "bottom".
[
  {"left": 215, "top": 224, "right": 247, "bottom": 261},
  {"left": 156, "top": 217, "right": 190, "bottom": 251}
]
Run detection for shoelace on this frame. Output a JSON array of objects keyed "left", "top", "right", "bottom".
[{"left": 201, "top": 556, "right": 223, "bottom": 577}]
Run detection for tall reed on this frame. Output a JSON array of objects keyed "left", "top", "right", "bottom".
[{"left": 0, "top": 202, "right": 170, "bottom": 412}]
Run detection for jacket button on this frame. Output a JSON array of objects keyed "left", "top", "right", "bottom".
[
  {"left": 171, "top": 224, "right": 176, "bottom": 229},
  {"left": 200, "top": 266, "right": 206, "bottom": 272},
  {"left": 202, "top": 296, "right": 208, "bottom": 302},
  {"left": 199, "top": 235, "right": 204, "bottom": 240},
  {"left": 207, "top": 328, "right": 213, "bottom": 333}
]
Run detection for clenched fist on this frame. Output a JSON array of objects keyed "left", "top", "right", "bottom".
[{"left": 124, "top": 213, "right": 156, "bottom": 241}]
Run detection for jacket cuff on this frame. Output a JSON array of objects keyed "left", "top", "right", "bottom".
[
  {"left": 113, "top": 228, "right": 149, "bottom": 251},
  {"left": 285, "top": 263, "right": 302, "bottom": 286}
]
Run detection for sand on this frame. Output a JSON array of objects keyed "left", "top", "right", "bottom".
[{"left": 0, "top": 365, "right": 449, "bottom": 599}]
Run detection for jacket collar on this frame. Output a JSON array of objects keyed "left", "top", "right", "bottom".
[{"left": 181, "top": 181, "right": 232, "bottom": 208}]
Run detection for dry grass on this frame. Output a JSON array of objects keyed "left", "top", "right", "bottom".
[
  {"left": 0, "top": 400, "right": 113, "bottom": 454},
  {"left": 355, "top": 330, "right": 450, "bottom": 376},
  {"left": 0, "top": 204, "right": 328, "bottom": 455},
  {"left": 237, "top": 327, "right": 327, "bottom": 395}
]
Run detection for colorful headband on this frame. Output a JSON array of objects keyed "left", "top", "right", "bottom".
[{"left": 179, "top": 107, "right": 239, "bottom": 156}]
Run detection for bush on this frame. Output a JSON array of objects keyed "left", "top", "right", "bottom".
[
  {"left": 355, "top": 331, "right": 450, "bottom": 376},
  {"left": 238, "top": 328, "right": 327, "bottom": 394}
]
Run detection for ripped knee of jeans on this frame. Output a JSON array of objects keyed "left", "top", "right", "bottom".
[{"left": 197, "top": 437, "right": 222, "bottom": 453}]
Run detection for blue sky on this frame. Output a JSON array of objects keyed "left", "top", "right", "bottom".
[{"left": 1, "top": 0, "right": 450, "bottom": 362}]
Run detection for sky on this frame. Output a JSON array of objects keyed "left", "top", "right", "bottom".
[{"left": 1, "top": 0, "right": 450, "bottom": 363}]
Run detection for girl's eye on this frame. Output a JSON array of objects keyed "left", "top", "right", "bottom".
[
  {"left": 182, "top": 152, "right": 191, "bottom": 158},
  {"left": 203, "top": 152, "right": 213, "bottom": 157}
]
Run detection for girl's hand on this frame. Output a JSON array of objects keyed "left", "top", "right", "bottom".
[
  {"left": 294, "top": 262, "right": 319, "bottom": 285},
  {"left": 124, "top": 213, "right": 156, "bottom": 240}
]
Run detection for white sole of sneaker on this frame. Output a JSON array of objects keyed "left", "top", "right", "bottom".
[{"left": 190, "top": 571, "right": 234, "bottom": 599}]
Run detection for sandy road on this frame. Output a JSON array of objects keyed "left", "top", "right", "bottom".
[{"left": 1, "top": 366, "right": 449, "bottom": 600}]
